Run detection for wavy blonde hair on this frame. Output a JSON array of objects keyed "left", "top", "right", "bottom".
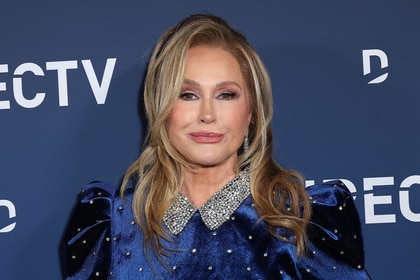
[{"left": 121, "top": 14, "right": 311, "bottom": 259}]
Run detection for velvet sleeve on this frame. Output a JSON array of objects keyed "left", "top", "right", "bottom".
[
  {"left": 64, "top": 182, "right": 115, "bottom": 279},
  {"left": 305, "top": 180, "right": 369, "bottom": 275}
]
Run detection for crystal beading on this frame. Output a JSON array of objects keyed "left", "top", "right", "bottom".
[{"left": 163, "top": 169, "right": 250, "bottom": 235}]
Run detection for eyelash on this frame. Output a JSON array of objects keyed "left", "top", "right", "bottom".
[
  {"left": 179, "top": 91, "right": 238, "bottom": 100},
  {"left": 180, "top": 92, "right": 197, "bottom": 100},
  {"left": 218, "top": 92, "right": 237, "bottom": 99}
]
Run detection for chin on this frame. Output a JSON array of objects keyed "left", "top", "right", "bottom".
[{"left": 188, "top": 155, "right": 236, "bottom": 169}]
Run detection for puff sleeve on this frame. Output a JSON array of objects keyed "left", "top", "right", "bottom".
[
  {"left": 300, "top": 180, "right": 371, "bottom": 279},
  {"left": 64, "top": 182, "right": 115, "bottom": 279}
]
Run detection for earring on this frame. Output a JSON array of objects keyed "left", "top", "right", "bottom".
[{"left": 243, "top": 131, "right": 249, "bottom": 153}]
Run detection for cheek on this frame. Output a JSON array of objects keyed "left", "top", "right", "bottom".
[
  {"left": 168, "top": 104, "right": 184, "bottom": 127},
  {"left": 167, "top": 107, "right": 179, "bottom": 140},
  {"left": 231, "top": 105, "right": 251, "bottom": 130},
  {"left": 168, "top": 104, "right": 192, "bottom": 134}
]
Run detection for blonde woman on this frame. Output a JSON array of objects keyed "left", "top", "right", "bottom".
[{"left": 65, "top": 14, "right": 371, "bottom": 279}]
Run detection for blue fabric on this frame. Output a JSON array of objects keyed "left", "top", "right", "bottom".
[{"left": 64, "top": 181, "right": 371, "bottom": 279}]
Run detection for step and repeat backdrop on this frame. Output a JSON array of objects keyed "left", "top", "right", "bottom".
[{"left": 1, "top": 1, "right": 419, "bottom": 279}]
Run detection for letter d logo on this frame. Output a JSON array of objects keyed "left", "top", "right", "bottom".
[
  {"left": 362, "top": 49, "right": 389, "bottom": 84},
  {"left": 0, "top": 200, "right": 16, "bottom": 233}
]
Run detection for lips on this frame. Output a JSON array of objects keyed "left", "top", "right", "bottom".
[{"left": 189, "top": 132, "right": 224, "bottom": 143}]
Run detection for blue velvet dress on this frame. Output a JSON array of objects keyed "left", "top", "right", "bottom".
[{"left": 64, "top": 171, "right": 371, "bottom": 279}]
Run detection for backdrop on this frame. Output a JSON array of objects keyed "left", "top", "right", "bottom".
[{"left": 1, "top": 1, "right": 419, "bottom": 279}]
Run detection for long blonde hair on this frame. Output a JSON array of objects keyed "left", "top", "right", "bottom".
[{"left": 121, "top": 14, "right": 311, "bottom": 259}]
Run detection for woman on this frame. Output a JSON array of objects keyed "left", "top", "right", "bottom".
[{"left": 65, "top": 14, "right": 371, "bottom": 279}]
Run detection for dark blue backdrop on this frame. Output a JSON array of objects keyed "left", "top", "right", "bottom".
[{"left": 1, "top": 1, "right": 419, "bottom": 279}]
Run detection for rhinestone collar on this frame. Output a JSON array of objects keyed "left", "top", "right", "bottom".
[{"left": 163, "top": 169, "right": 250, "bottom": 235}]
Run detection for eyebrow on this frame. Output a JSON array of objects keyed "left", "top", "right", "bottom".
[{"left": 183, "top": 79, "right": 242, "bottom": 90}]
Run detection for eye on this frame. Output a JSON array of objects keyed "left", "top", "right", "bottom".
[
  {"left": 217, "top": 92, "right": 237, "bottom": 100},
  {"left": 180, "top": 92, "right": 198, "bottom": 100}
]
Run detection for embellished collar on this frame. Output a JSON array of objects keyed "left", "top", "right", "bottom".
[{"left": 163, "top": 169, "right": 250, "bottom": 235}]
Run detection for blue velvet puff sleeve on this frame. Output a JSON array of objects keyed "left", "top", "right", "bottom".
[
  {"left": 299, "top": 180, "right": 370, "bottom": 279},
  {"left": 64, "top": 182, "right": 115, "bottom": 279}
]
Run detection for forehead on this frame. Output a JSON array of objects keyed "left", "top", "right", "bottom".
[{"left": 184, "top": 46, "right": 245, "bottom": 85}]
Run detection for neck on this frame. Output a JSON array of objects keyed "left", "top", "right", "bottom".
[{"left": 181, "top": 165, "right": 237, "bottom": 208}]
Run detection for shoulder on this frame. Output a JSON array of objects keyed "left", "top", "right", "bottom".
[
  {"left": 306, "top": 180, "right": 353, "bottom": 204},
  {"left": 70, "top": 181, "right": 122, "bottom": 226},
  {"left": 74, "top": 180, "right": 135, "bottom": 211},
  {"left": 305, "top": 180, "right": 366, "bottom": 270},
  {"left": 77, "top": 180, "right": 119, "bottom": 205},
  {"left": 306, "top": 180, "right": 361, "bottom": 233},
  {"left": 70, "top": 180, "right": 119, "bottom": 225}
]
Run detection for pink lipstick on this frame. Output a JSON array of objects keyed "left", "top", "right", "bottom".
[{"left": 189, "top": 132, "right": 224, "bottom": 143}]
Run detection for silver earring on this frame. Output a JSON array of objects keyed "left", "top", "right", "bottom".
[{"left": 243, "top": 131, "right": 249, "bottom": 152}]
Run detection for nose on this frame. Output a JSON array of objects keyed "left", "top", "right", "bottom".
[{"left": 199, "top": 98, "right": 216, "bottom": 124}]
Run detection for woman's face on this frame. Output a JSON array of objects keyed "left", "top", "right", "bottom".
[{"left": 168, "top": 46, "right": 251, "bottom": 170}]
